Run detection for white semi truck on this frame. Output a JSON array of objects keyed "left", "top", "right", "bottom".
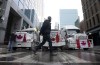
[
  {"left": 61, "top": 25, "right": 93, "bottom": 50},
  {"left": 66, "top": 33, "right": 93, "bottom": 50},
  {"left": 42, "top": 29, "right": 66, "bottom": 50},
  {"left": 13, "top": 28, "right": 39, "bottom": 50}
]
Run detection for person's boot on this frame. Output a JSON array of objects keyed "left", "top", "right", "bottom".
[{"left": 32, "top": 47, "right": 37, "bottom": 55}]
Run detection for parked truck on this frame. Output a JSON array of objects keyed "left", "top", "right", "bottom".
[
  {"left": 42, "top": 29, "right": 66, "bottom": 50},
  {"left": 61, "top": 25, "right": 93, "bottom": 50},
  {"left": 13, "top": 28, "right": 39, "bottom": 50},
  {"left": 66, "top": 33, "right": 93, "bottom": 50}
]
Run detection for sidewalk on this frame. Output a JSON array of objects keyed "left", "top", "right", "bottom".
[
  {"left": 0, "top": 44, "right": 8, "bottom": 54},
  {"left": 93, "top": 46, "right": 100, "bottom": 54}
]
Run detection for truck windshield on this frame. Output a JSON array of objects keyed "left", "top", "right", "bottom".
[
  {"left": 50, "top": 32, "right": 57, "bottom": 38},
  {"left": 26, "top": 31, "right": 33, "bottom": 34},
  {"left": 78, "top": 36, "right": 87, "bottom": 40}
]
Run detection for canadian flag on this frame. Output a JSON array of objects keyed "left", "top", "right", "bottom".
[
  {"left": 17, "top": 35, "right": 23, "bottom": 39},
  {"left": 87, "top": 40, "right": 91, "bottom": 47},
  {"left": 16, "top": 34, "right": 24, "bottom": 42},
  {"left": 56, "top": 32, "right": 59, "bottom": 43},
  {"left": 80, "top": 40, "right": 88, "bottom": 48},
  {"left": 76, "top": 39, "right": 80, "bottom": 48},
  {"left": 23, "top": 34, "right": 26, "bottom": 42},
  {"left": 81, "top": 41, "right": 86, "bottom": 46}
]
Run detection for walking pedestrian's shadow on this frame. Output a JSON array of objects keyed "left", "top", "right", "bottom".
[
  {"left": 31, "top": 51, "right": 54, "bottom": 63},
  {"left": 31, "top": 51, "right": 39, "bottom": 61}
]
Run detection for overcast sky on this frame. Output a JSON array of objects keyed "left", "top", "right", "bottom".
[{"left": 44, "top": 0, "right": 83, "bottom": 28}]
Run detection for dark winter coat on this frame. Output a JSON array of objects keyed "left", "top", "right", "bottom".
[
  {"left": 40, "top": 19, "right": 51, "bottom": 35},
  {"left": 10, "top": 33, "right": 16, "bottom": 42}
]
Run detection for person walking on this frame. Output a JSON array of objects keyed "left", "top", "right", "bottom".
[
  {"left": 33, "top": 16, "right": 56, "bottom": 55},
  {"left": 8, "top": 32, "right": 16, "bottom": 52}
]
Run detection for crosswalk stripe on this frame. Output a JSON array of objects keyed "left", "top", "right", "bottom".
[
  {"left": 61, "top": 52, "right": 91, "bottom": 63},
  {"left": 16, "top": 52, "right": 91, "bottom": 63},
  {"left": 0, "top": 52, "right": 25, "bottom": 57},
  {"left": 13, "top": 55, "right": 32, "bottom": 62},
  {"left": 13, "top": 54, "right": 45, "bottom": 64},
  {"left": 0, "top": 51, "right": 97, "bottom": 63}
]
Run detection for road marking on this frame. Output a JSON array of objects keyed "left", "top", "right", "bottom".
[
  {"left": 13, "top": 52, "right": 41, "bottom": 63},
  {"left": 13, "top": 52, "right": 91, "bottom": 63},
  {"left": 0, "top": 51, "right": 98, "bottom": 63},
  {"left": 0, "top": 52, "right": 25, "bottom": 57},
  {"left": 60, "top": 52, "right": 91, "bottom": 63}
]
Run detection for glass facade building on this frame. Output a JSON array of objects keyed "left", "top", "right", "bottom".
[
  {"left": 60, "top": 9, "right": 78, "bottom": 28},
  {"left": 13, "top": 0, "right": 35, "bottom": 23},
  {"left": 0, "top": 0, "right": 44, "bottom": 44},
  {"left": 12, "top": 0, "right": 44, "bottom": 29}
]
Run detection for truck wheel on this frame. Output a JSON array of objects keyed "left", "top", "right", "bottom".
[
  {"left": 29, "top": 47, "right": 32, "bottom": 50},
  {"left": 60, "top": 46, "right": 63, "bottom": 51},
  {"left": 69, "top": 48, "right": 73, "bottom": 50},
  {"left": 84, "top": 48, "right": 89, "bottom": 50},
  {"left": 13, "top": 47, "right": 17, "bottom": 51}
]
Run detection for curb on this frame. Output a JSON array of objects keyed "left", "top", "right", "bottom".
[{"left": 0, "top": 48, "right": 8, "bottom": 54}]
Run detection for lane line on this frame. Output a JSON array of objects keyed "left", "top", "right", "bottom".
[
  {"left": 0, "top": 52, "right": 25, "bottom": 57},
  {"left": 61, "top": 52, "right": 91, "bottom": 63}
]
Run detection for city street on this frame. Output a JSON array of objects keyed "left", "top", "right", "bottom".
[
  {"left": 0, "top": 49, "right": 100, "bottom": 65},
  {"left": 1, "top": 0, "right": 100, "bottom": 65}
]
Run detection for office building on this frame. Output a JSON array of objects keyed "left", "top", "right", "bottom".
[
  {"left": 60, "top": 9, "right": 79, "bottom": 28},
  {"left": 81, "top": 0, "right": 100, "bottom": 45},
  {"left": 75, "top": 17, "right": 80, "bottom": 28},
  {"left": 0, "top": 0, "right": 44, "bottom": 44}
]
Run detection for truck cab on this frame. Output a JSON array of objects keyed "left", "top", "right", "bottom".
[
  {"left": 66, "top": 33, "right": 93, "bottom": 50},
  {"left": 13, "top": 28, "right": 39, "bottom": 50},
  {"left": 42, "top": 29, "right": 66, "bottom": 50}
]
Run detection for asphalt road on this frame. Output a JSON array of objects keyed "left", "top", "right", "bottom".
[{"left": 0, "top": 49, "right": 100, "bottom": 65}]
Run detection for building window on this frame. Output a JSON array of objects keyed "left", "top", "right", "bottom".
[
  {"left": 24, "top": 0, "right": 29, "bottom": 9},
  {"left": 91, "top": 7, "right": 93, "bottom": 15},
  {"left": 13, "top": 0, "right": 19, "bottom": 6},
  {"left": 98, "top": 0, "right": 100, "bottom": 4},
  {"left": 93, "top": 0, "right": 96, "bottom": 2},
  {"left": 20, "top": 0, "right": 24, "bottom": 4},
  {"left": 92, "top": 17, "right": 95, "bottom": 26},
  {"left": 89, "top": 19, "right": 92, "bottom": 27},
  {"left": 31, "top": 9, "right": 34, "bottom": 23},
  {"left": 91, "top": 0, "right": 96, "bottom": 4},
  {"left": 85, "top": 12, "right": 87, "bottom": 19},
  {"left": 86, "top": 21, "right": 89, "bottom": 29},
  {"left": 22, "top": 20, "right": 29, "bottom": 29},
  {"left": 24, "top": 9, "right": 31, "bottom": 19},
  {"left": 94, "top": 3, "right": 98, "bottom": 12},
  {"left": 96, "top": 14, "right": 100, "bottom": 23},
  {"left": 87, "top": 10, "right": 90, "bottom": 17},
  {"left": 18, "top": 1, "right": 24, "bottom": 11}
]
